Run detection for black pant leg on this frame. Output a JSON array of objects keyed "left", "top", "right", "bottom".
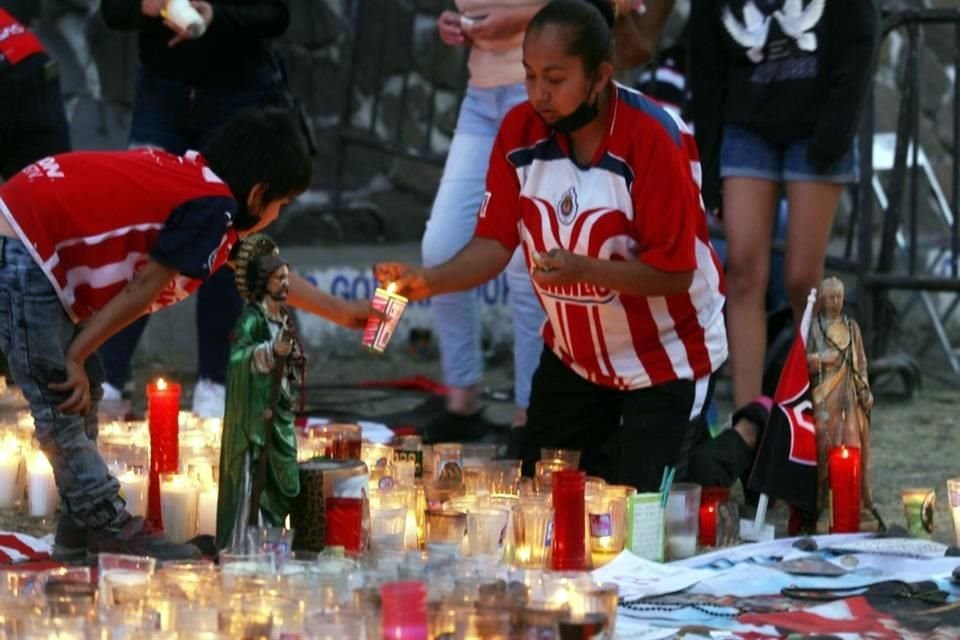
[
  {"left": 619, "top": 376, "right": 716, "bottom": 491},
  {"left": 521, "top": 347, "right": 623, "bottom": 482}
]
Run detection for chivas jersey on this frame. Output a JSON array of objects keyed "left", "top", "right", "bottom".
[
  {"left": 475, "top": 84, "right": 727, "bottom": 390},
  {"left": 0, "top": 149, "right": 238, "bottom": 322}
]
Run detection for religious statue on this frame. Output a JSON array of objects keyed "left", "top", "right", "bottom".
[
  {"left": 806, "top": 277, "right": 877, "bottom": 531},
  {"left": 216, "top": 234, "right": 306, "bottom": 551}
]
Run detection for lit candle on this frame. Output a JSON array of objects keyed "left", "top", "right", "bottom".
[
  {"left": 197, "top": 483, "right": 218, "bottom": 537},
  {"left": 698, "top": 486, "right": 729, "bottom": 547},
  {"left": 828, "top": 445, "right": 861, "bottom": 533},
  {"left": 0, "top": 444, "right": 22, "bottom": 508},
  {"left": 118, "top": 468, "right": 148, "bottom": 519},
  {"left": 147, "top": 378, "right": 181, "bottom": 528},
  {"left": 160, "top": 473, "right": 198, "bottom": 543},
  {"left": 362, "top": 283, "right": 409, "bottom": 353},
  {"left": 26, "top": 450, "right": 57, "bottom": 517}
]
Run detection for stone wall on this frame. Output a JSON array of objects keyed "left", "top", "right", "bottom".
[{"left": 7, "top": 1, "right": 959, "bottom": 253}]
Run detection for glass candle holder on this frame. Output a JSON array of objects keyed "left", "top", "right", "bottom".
[
  {"left": 901, "top": 488, "right": 936, "bottom": 539},
  {"left": 665, "top": 483, "right": 701, "bottom": 560},
  {"left": 425, "top": 510, "right": 467, "bottom": 557},
  {"left": 511, "top": 504, "right": 554, "bottom": 569}
]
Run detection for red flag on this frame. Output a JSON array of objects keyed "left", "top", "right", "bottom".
[{"left": 748, "top": 291, "right": 818, "bottom": 514}]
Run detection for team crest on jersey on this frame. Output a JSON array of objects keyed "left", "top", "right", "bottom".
[{"left": 557, "top": 187, "right": 578, "bottom": 225}]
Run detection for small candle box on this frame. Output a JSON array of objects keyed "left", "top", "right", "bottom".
[{"left": 362, "top": 286, "right": 408, "bottom": 353}]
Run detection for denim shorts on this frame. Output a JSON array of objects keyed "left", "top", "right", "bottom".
[{"left": 720, "top": 124, "right": 859, "bottom": 183}]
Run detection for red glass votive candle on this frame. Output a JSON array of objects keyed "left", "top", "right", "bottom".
[
  {"left": 698, "top": 486, "right": 729, "bottom": 547},
  {"left": 381, "top": 580, "right": 428, "bottom": 640},
  {"left": 325, "top": 496, "right": 365, "bottom": 553},
  {"left": 146, "top": 378, "right": 180, "bottom": 527},
  {"left": 828, "top": 445, "right": 861, "bottom": 533},
  {"left": 551, "top": 469, "right": 587, "bottom": 571}
]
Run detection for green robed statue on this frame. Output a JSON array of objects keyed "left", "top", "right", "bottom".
[{"left": 216, "top": 234, "right": 306, "bottom": 551}]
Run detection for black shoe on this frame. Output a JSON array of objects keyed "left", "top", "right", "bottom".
[
  {"left": 52, "top": 516, "right": 88, "bottom": 563},
  {"left": 422, "top": 409, "right": 501, "bottom": 444},
  {"left": 87, "top": 514, "right": 201, "bottom": 562},
  {"left": 732, "top": 397, "right": 772, "bottom": 504}
]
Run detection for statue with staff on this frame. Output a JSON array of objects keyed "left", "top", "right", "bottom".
[{"left": 216, "top": 234, "right": 306, "bottom": 550}]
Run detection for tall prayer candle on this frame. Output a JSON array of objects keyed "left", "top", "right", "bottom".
[
  {"left": 0, "top": 444, "right": 22, "bottom": 508},
  {"left": 197, "top": 484, "right": 218, "bottom": 537},
  {"left": 26, "top": 450, "right": 57, "bottom": 517},
  {"left": 828, "top": 445, "right": 861, "bottom": 533},
  {"left": 551, "top": 469, "right": 588, "bottom": 571},
  {"left": 118, "top": 469, "right": 148, "bottom": 519},
  {"left": 160, "top": 473, "right": 199, "bottom": 543},
  {"left": 147, "top": 378, "right": 180, "bottom": 528}
]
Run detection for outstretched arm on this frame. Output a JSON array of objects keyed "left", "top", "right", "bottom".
[
  {"left": 287, "top": 271, "right": 377, "bottom": 330},
  {"left": 375, "top": 237, "right": 513, "bottom": 301},
  {"left": 54, "top": 259, "right": 178, "bottom": 414}
]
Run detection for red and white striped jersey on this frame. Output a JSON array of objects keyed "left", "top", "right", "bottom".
[
  {"left": 475, "top": 83, "right": 727, "bottom": 390},
  {"left": 0, "top": 149, "right": 238, "bottom": 322},
  {"left": 0, "top": 9, "right": 45, "bottom": 65}
]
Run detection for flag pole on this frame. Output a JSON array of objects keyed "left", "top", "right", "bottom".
[{"left": 742, "top": 288, "right": 819, "bottom": 542}]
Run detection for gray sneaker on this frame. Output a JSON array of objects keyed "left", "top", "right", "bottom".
[{"left": 87, "top": 515, "right": 201, "bottom": 562}]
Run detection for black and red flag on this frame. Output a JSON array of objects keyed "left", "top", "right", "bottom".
[{"left": 748, "top": 290, "right": 818, "bottom": 515}]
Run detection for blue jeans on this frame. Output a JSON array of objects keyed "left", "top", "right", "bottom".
[
  {"left": 0, "top": 237, "right": 124, "bottom": 527},
  {"left": 720, "top": 124, "right": 859, "bottom": 183},
  {"left": 421, "top": 84, "right": 544, "bottom": 408},
  {"left": 99, "top": 65, "right": 280, "bottom": 389}
]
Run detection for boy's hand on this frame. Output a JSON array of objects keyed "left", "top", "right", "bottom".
[
  {"left": 333, "top": 299, "right": 383, "bottom": 329},
  {"left": 50, "top": 357, "right": 91, "bottom": 415},
  {"left": 437, "top": 10, "right": 467, "bottom": 46},
  {"left": 374, "top": 262, "right": 431, "bottom": 301}
]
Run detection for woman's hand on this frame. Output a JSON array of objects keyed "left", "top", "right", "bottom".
[
  {"left": 531, "top": 249, "right": 586, "bottom": 287},
  {"left": 437, "top": 10, "right": 468, "bottom": 46},
  {"left": 165, "top": 1, "right": 213, "bottom": 46},
  {"left": 374, "top": 262, "right": 432, "bottom": 301},
  {"left": 461, "top": 7, "right": 525, "bottom": 41}
]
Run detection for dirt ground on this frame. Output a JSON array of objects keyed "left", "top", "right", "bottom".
[{"left": 1, "top": 340, "right": 958, "bottom": 548}]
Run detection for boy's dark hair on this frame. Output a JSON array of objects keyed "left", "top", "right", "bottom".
[
  {"left": 201, "top": 108, "right": 312, "bottom": 230},
  {"left": 528, "top": 0, "right": 615, "bottom": 75}
]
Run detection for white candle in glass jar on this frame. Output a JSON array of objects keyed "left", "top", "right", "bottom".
[
  {"left": 118, "top": 469, "right": 148, "bottom": 519},
  {"left": 26, "top": 450, "right": 57, "bottom": 517},
  {"left": 0, "top": 445, "right": 22, "bottom": 508},
  {"left": 160, "top": 474, "right": 199, "bottom": 543},
  {"left": 197, "top": 483, "right": 218, "bottom": 537}
]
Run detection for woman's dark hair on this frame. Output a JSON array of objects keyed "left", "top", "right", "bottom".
[
  {"left": 527, "top": 0, "right": 615, "bottom": 74},
  {"left": 201, "top": 107, "right": 312, "bottom": 228}
]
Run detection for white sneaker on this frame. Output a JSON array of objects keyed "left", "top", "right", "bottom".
[
  {"left": 99, "top": 383, "right": 130, "bottom": 419},
  {"left": 191, "top": 378, "right": 226, "bottom": 419}
]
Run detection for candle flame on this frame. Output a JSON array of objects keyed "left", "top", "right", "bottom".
[
  {"left": 386, "top": 282, "right": 398, "bottom": 294},
  {"left": 840, "top": 446, "right": 850, "bottom": 459},
  {"left": 156, "top": 378, "right": 167, "bottom": 391}
]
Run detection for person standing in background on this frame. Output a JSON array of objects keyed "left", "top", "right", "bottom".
[
  {"left": 421, "top": 0, "right": 550, "bottom": 442},
  {"left": 99, "top": 0, "right": 290, "bottom": 418},
  {"left": 423, "top": 0, "right": 654, "bottom": 443},
  {"left": 0, "top": 5, "right": 71, "bottom": 179},
  {"left": 689, "top": 0, "right": 878, "bottom": 481}
]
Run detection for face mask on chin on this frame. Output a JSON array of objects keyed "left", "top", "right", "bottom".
[{"left": 545, "top": 77, "right": 601, "bottom": 134}]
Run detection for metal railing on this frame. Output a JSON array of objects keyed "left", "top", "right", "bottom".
[{"left": 853, "top": 6, "right": 960, "bottom": 376}]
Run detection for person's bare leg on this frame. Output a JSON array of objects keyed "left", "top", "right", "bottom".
[
  {"left": 783, "top": 181, "right": 844, "bottom": 322},
  {"left": 723, "top": 178, "right": 780, "bottom": 435}
]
